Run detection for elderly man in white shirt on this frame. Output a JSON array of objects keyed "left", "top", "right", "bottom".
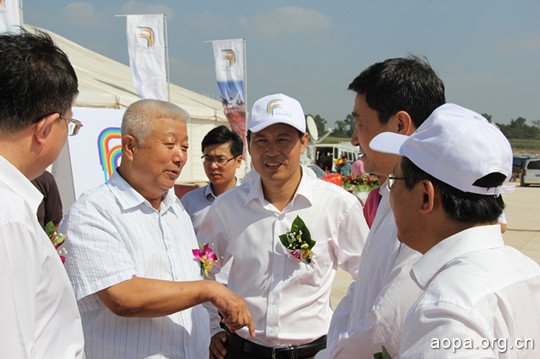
[
  {"left": 0, "top": 30, "right": 84, "bottom": 358},
  {"left": 62, "top": 99, "right": 254, "bottom": 359},
  {"left": 319, "top": 57, "right": 446, "bottom": 359},
  {"left": 370, "top": 103, "right": 540, "bottom": 358},
  {"left": 199, "top": 93, "right": 369, "bottom": 359}
]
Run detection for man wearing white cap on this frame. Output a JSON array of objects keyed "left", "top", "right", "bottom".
[
  {"left": 199, "top": 93, "right": 369, "bottom": 358},
  {"left": 370, "top": 103, "right": 540, "bottom": 357}
]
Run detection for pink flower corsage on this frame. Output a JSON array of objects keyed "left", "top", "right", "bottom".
[{"left": 192, "top": 243, "right": 219, "bottom": 277}]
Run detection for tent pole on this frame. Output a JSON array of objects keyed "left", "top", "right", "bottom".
[{"left": 164, "top": 14, "right": 171, "bottom": 101}]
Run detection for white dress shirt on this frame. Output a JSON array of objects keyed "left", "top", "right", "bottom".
[
  {"left": 180, "top": 184, "right": 217, "bottom": 232},
  {"left": 399, "top": 225, "right": 540, "bottom": 358},
  {"left": 62, "top": 171, "right": 209, "bottom": 359},
  {"left": 181, "top": 181, "right": 241, "bottom": 284},
  {"left": 0, "top": 156, "right": 84, "bottom": 359},
  {"left": 198, "top": 166, "right": 369, "bottom": 347},
  {"left": 319, "top": 183, "right": 422, "bottom": 359}
]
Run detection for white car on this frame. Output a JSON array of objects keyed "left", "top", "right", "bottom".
[{"left": 520, "top": 159, "right": 540, "bottom": 186}]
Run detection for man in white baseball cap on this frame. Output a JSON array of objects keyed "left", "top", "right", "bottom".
[
  {"left": 370, "top": 103, "right": 540, "bottom": 357},
  {"left": 199, "top": 93, "right": 369, "bottom": 358}
]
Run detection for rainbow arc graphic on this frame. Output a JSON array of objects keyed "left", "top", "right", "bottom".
[
  {"left": 222, "top": 49, "right": 236, "bottom": 67},
  {"left": 98, "top": 127, "right": 122, "bottom": 181},
  {"left": 267, "top": 99, "right": 282, "bottom": 115},
  {"left": 138, "top": 26, "right": 155, "bottom": 48}
]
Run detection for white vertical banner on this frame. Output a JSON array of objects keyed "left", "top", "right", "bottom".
[
  {"left": 211, "top": 39, "right": 247, "bottom": 152},
  {"left": 126, "top": 14, "right": 167, "bottom": 100},
  {"left": 0, "top": 0, "right": 22, "bottom": 34}
]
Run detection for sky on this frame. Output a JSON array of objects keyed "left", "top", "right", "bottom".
[{"left": 22, "top": 0, "right": 540, "bottom": 128}]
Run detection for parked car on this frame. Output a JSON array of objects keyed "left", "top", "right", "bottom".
[{"left": 520, "top": 159, "right": 540, "bottom": 187}]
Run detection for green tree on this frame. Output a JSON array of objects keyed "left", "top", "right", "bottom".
[
  {"left": 334, "top": 113, "right": 355, "bottom": 137},
  {"left": 497, "top": 117, "right": 540, "bottom": 139},
  {"left": 481, "top": 113, "right": 493, "bottom": 123}
]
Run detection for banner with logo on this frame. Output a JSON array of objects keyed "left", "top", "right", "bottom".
[
  {"left": 126, "top": 14, "right": 167, "bottom": 100},
  {"left": 212, "top": 39, "right": 246, "bottom": 150},
  {"left": 53, "top": 107, "right": 124, "bottom": 210},
  {"left": 0, "top": 0, "right": 22, "bottom": 34}
]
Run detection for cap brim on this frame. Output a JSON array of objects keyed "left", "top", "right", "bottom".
[
  {"left": 369, "top": 132, "right": 409, "bottom": 155},
  {"left": 248, "top": 118, "right": 305, "bottom": 133}
]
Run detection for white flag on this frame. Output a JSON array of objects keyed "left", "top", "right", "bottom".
[
  {"left": 126, "top": 14, "right": 167, "bottom": 100},
  {"left": 0, "top": 0, "right": 22, "bottom": 34},
  {"left": 212, "top": 39, "right": 245, "bottom": 106},
  {"left": 212, "top": 39, "right": 247, "bottom": 152}
]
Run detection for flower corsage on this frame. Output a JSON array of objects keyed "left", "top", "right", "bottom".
[
  {"left": 192, "top": 243, "right": 219, "bottom": 277},
  {"left": 45, "top": 221, "right": 67, "bottom": 263},
  {"left": 279, "top": 215, "right": 316, "bottom": 264}
]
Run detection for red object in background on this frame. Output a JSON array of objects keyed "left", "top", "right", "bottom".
[
  {"left": 174, "top": 184, "right": 199, "bottom": 199},
  {"left": 322, "top": 173, "right": 342, "bottom": 187}
]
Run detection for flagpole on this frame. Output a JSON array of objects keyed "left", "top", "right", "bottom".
[
  {"left": 242, "top": 38, "right": 250, "bottom": 171},
  {"left": 163, "top": 14, "right": 170, "bottom": 101},
  {"left": 20, "top": 0, "right": 24, "bottom": 25}
]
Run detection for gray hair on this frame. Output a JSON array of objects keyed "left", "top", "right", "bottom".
[{"left": 121, "top": 99, "right": 190, "bottom": 146}]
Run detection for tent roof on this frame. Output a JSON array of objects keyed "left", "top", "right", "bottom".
[{"left": 31, "top": 25, "right": 227, "bottom": 122}]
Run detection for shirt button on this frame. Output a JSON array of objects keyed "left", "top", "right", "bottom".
[
  {"left": 269, "top": 328, "right": 274, "bottom": 334},
  {"left": 272, "top": 300, "right": 277, "bottom": 305}
]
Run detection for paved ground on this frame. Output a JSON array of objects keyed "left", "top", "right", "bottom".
[{"left": 330, "top": 182, "right": 540, "bottom": 308}]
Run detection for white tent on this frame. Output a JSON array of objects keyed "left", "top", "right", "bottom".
[{"left": 30, "top": 26, "right": 243, "bottom": 185}]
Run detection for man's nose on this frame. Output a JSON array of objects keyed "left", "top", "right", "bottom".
[
  {"left": 172, "top": 146, "right": 186, "bottom": 164},
  {"left": 350, "top": 127, "right": 359, "bottom": 147}
]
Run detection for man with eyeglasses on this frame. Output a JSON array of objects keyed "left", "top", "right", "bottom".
[
  {"left": 319, "top": 57, "right": 446, "bottom": 359},
  {"left": 61, "top": 99, "right": 254, "bottom": 358},
  {"left": 199, "top": 93, "right": 368, "bottom": 359},
  {"left": 181, "top": 125, "right": 243, "bottom": 285},
  {"left": 181, "top": 125, "right": 243, "bottom": 233},
  {"left": 0, "top": 30, "right": 85, "bottom": 358},
  {"left": 370, "top": 104, "right": 540, "bottom": 357}
]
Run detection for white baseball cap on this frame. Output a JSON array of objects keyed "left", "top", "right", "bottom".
[
  {"left": 248, "top": 93, "right": 306, "bottom": 133},
  {"left": 369, "top": 103, "right": 514, "bottom": 195}
]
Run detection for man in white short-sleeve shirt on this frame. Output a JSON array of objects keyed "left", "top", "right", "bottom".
[
  {"left": 0, "top": 30, "right": 84, "bottom": 358},
  {"left": 63, "top": 99, "right": 254, "bottom": 359},
  {"left": 370, "top": 103, "right": 540, "bottom": 358},
  {"left": 200, "top": 93, "right": 369, "bottom": 359}
]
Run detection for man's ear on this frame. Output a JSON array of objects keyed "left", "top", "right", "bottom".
[
  {"left": 122, "top": 135, "right": 137, "bottom": 161},
  {"left": 300, "top": 132, "right": 310, "bottom": 153},
  {"left": 234, "top": 155, "right": 243, "bottom": 169},
  {"left": 419, "top": 179, "right": 436, "bottom": 215},
  {"left": 394, "top": 111, "right": 414, "bottom": 136},
  {"left": 34, "top": 113, "right": 60, "bottom": 145}
]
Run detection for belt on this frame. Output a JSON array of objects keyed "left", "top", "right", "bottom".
[{"left": 226, "top": 332, "right": 327, "bottom": 359}]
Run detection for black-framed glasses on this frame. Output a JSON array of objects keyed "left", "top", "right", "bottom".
[
  {"left": 386, "top": 174, "right": 407, "bottom": 191},
  {"left": 201, "top": 155, "right": 237, "bottom": 167},
  {"left": 59, "top": 115, "right": 83, "bottom": 136}
]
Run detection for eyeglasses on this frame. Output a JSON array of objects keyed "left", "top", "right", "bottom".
[
  {"left": 33, "top": 112, "right": 83, "bottom": 136},
  {"left": 201, "top": 155, "right": 237, "bottom": 167},
  {"left": 386, "top": 174, "right": 407, "bottom": 191},
  {"left": 59, "top": 115, "right": 83, "bottom": 136}
]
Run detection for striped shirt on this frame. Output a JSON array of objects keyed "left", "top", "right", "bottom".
[{"left": 62, "top": 171, "right": 209, "bottom": 358}]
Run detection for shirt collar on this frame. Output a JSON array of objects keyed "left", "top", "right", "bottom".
[
  {"left": 411, "top": 224, "right": 504, "bottom": 289},
  {"left": 0, "top": 155, "right": 43, "bottom": 214},
  {"left": 245, "top": 165, "right": 314, "bottom": 207},
  {"left": 379, "top": 179, "right": 389, "bottom": 198},
  {"left": 203, "top": 184, "right": 217, "bottom": 200},
  {"left": 108, "top": 170, "right": 178, "bottom": 212}
]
